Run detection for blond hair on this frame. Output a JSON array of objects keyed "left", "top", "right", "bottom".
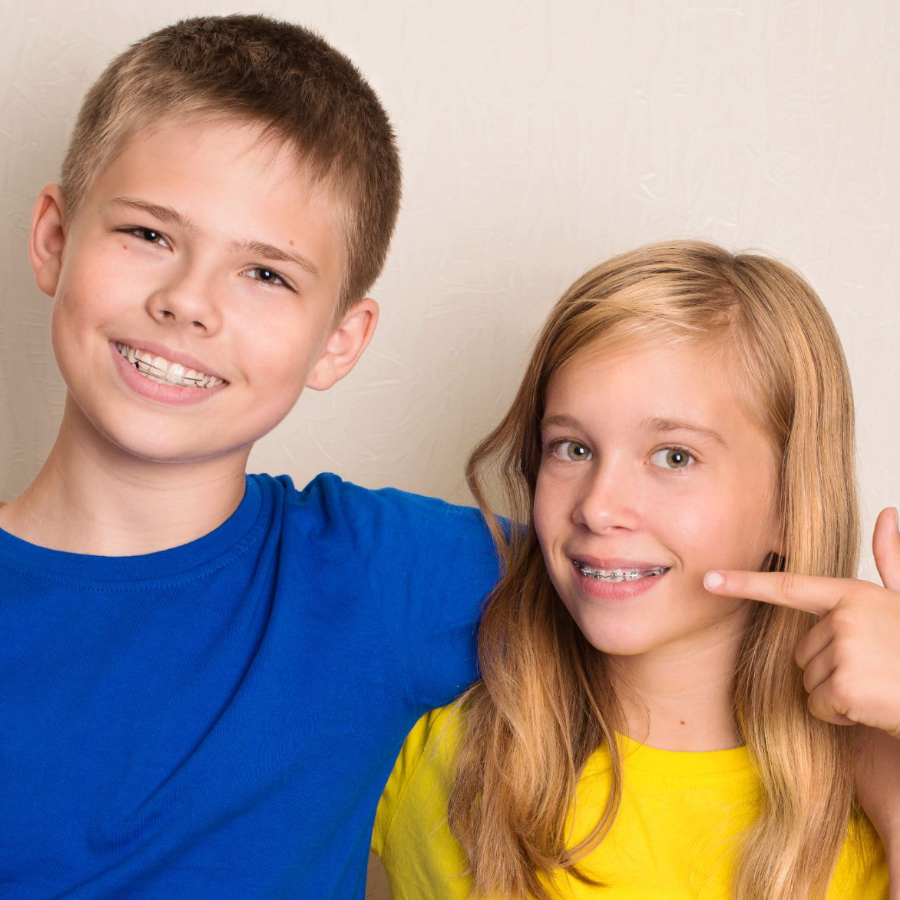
[
  {"left": 449, "top": 241, "right": 859, "bottom": 900},
  {"left": 61, "top": 14, "right": 401, "bottom": 310}
]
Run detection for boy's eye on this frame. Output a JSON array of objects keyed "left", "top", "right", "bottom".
[
  {"left": 650, "top": 447, "right": 695, "bottom": 470},
  {"left": 550, "top": 440, "right": 593, "bottom": 462},
  {"left": 119, "top": 226, "right": 170, "bottom": 248},
  {"left": 244, "top": 267, "right": 292, "bottom": 289}
]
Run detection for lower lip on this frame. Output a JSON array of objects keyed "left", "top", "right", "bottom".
[
  {"left": 574, "top": 567, "right": 669, "bottom": 601},
  {"left": 110, "top": 342, "right": 228, "bottom": 407}
]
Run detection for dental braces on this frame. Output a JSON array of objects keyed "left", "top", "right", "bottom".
[
  {"left": 125, "top": 359, "right": 208, "bottom": 387},
  {"left": 129, "top": 357, "right": 211, "bottom": 387},
  {"left": 574, "top": 563, "right": 669, "bottom": 583}
]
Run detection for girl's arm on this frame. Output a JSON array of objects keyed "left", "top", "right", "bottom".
[
  {"left": 704, "top": 507, "right": 900, "bottom": 894},
  {"left": 856, "top": 726, "right": 900, "bottom": 897}
]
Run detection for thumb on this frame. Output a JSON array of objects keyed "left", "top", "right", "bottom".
[{"left": 872, "top": 507, "right": 900, "bottom": 592}]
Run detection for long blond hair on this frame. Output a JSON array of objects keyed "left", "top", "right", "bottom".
[{"left": 449, "top": 241, "right": 859, "bottom": 900}]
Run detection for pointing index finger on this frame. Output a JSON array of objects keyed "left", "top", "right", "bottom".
[{"left": 703, "top": 569, "right": 849, "bottom": 616}]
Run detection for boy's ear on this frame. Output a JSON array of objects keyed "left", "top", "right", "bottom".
[
  {"left": 29, "top": 184, "right": 67, "bottom": 297},
  {"left": 306, "top": 298, "right": 379, "bottom": 392}
]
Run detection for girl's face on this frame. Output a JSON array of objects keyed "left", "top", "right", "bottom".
[{"left": 533, "top": 338, "right": 781, "bottom": 662}]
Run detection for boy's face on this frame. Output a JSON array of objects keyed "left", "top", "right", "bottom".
[{"left": 30, "top": 118, "right": 376, "bottom": 466}]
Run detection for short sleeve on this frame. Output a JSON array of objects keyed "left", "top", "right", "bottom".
[
  {"left": 306, "top": 475, "right": 501, "bottom": 715},
  {"left": 371, "top": 709, "right": 437, "bottom": 857},
  {"left": 371, "top": 705, "right": 472, "bottom": 900}
]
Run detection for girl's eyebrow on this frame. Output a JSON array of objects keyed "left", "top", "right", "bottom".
[
  {"left": 540, "top": 414, "right": 581, "bottom": 432},
  {"left": 642, "top": 416, "right": 728, "bottom": 448},
  {"left": 540, "top": 413, "right": 728, "bottom": 449}
]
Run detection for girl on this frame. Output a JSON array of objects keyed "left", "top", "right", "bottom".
[{"left": 372, "top": 241, "right": 893, "bottom": 899}]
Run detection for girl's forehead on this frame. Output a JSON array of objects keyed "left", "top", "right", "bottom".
[
  {"left": 546, "top": 336, "right": 777, "bottom": 447},
  {"left": 553, "top": 333, "right": 730, "bottom": 390}
]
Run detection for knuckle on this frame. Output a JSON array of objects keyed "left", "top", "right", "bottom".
[
  {"left": 807, "top": 691, "right": 828, "bottom": 720},
  {"left": 827, "top": 670, "right": 857, "bottom": 712},
  {"left": 778, "top": 572, "right": 801, "bottom": 603},
  {"left": 830, "top": 605, "right": 858, "bottom": 633}
]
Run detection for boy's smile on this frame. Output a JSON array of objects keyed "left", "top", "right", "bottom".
[
  {"left": 30, "top": 117, "right": 376, "bottom": 465},
  {"left": 533, "top": 339, "right": 781, "bottom": 663},
  {"left": 109, "top": 339, "right": 228, "bottom": 407},
  {"left": 114, "top": 341, "right": 227, "bottom": 390}
]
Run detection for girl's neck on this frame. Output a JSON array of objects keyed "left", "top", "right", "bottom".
[
  {"left": 607, "top": 605, "right": 752, "bottom": 752},
  {"left": 0, "top": 396, "right": 250, "bottom": 556}
]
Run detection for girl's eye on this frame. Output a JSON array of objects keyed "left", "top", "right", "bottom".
[
  {"left": 245, "top": 267, "right": 292, "bottom": 290},
  {"left": 550, "top": 440, "right": 593, "bottom": 462},
  {"left": 650, "top": 447, "right": 695, "bottom": 470}
]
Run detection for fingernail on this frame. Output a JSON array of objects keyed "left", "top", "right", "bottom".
[
  {"left": 704, "top": 572, "right": 724, "bottom": 591},
  {"left": 894, "top": 507, "right": 899, "bottom": 530}
]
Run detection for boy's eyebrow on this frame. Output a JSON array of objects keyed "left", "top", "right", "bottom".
[
  {"left": 232, "top": 240, "right": 320, "bottom": 280},
  {"left": 107, "top": 197, "right": 320, "bottom": 279},
  {"left": 108, "top": 197, "right": 198, "bottom": 234},
  {"left": 642, "top": 416, "right": 728, "bottom": 448}
]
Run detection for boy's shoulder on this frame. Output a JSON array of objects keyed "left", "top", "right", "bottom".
[
  {"left": 251, "top": 473, "right": 499, "bottom": 596},
  {"left": 273, "top": 471, "right": 492, "bottom": 537}
]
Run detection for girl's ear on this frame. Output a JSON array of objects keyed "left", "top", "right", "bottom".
[
  {"left": 306, "top": 298, "right": 379, "bottom": 391},
  {"left": 29, "top": 184, "right": 67, "bottom": 297}
]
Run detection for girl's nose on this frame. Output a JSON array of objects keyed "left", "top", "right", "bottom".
[{"left": 572, "top": 463, "right": 641, "bottom": 534}]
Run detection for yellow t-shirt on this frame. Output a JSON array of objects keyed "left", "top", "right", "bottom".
[{"left": 373, "top": 705, "right": 888, "bottom": 899}]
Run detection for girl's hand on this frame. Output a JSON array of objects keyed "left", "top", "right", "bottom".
[
  {"left": 703, "top": 507, "right": 900, "bottom": 739},
  {"left": 704, "top": 507, "right": 900, "bottom": 879}
]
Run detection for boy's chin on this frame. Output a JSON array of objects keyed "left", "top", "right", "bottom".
[
  {"left": 70, "top": 408, "right": 256, "bottom": 469},
  {"left": 106, "top": 434, "right": 253, "bottom": 468}
]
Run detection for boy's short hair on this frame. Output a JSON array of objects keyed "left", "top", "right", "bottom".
[{"left": 61, "top": 14, "right": 402, "bottom": 310}]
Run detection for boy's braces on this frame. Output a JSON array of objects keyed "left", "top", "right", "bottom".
[
  {"left": 116, "top": 343, "right": 224, "bottom": 388},
  {"left": 134, "top": 358, "right": 208, "bottom": 387}
]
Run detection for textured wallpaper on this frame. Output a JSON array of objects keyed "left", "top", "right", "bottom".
[{"left": 1, "top": 3, "right": 898, "bottom": 896}]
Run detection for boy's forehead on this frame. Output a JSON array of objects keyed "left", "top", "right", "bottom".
[{"left": 113, "top": 115, "right": 335, "bottom": 203}]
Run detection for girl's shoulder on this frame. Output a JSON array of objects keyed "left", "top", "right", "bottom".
[{"left": 372, "top": 703, "right": 462, "bottom": 857}]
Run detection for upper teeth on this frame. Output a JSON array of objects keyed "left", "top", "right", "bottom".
[
  {"left": 115, "top": 343, "right": 224, "bottom": 388},
  {"left": 574, "top": 562, "right": 669, "bottom": 582}
]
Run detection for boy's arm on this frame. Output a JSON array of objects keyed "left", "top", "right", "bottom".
[
  {"left": 387, "top": 494, "right": 499, "bottom": 711},
  {"left": 319, "top": 476, "right": 500, "bottom": 712}
]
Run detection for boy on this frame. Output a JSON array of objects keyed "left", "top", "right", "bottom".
[{"left": 0, "top": 15, "right": 497, "bottom": 898}]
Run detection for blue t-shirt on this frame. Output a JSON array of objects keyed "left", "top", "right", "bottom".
[{"left": 0, "top": 473, "right": 499, "bottom": 898}]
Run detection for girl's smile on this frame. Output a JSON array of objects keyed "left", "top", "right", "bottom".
[{"left": 534, "top": 338, "right": 782, "bottom": 662}]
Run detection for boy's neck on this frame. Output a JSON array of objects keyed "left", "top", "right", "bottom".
[
  {"left": 0, "top": 400, "right": 250, "bottom": 556},
  {"left": 607, "top": 606, "right": 751, "bottom": 753}
]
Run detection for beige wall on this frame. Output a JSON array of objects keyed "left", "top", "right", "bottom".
[{"left": 2, "top": 3, "right": 899, "bottom": 897}]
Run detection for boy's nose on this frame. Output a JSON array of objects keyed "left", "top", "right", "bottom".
[
  {"left": 572, "top": 463, "right": 641, "bottom": 534},
  {"left": 146, "top": 276, "right": 222, "bottom": 333}
]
